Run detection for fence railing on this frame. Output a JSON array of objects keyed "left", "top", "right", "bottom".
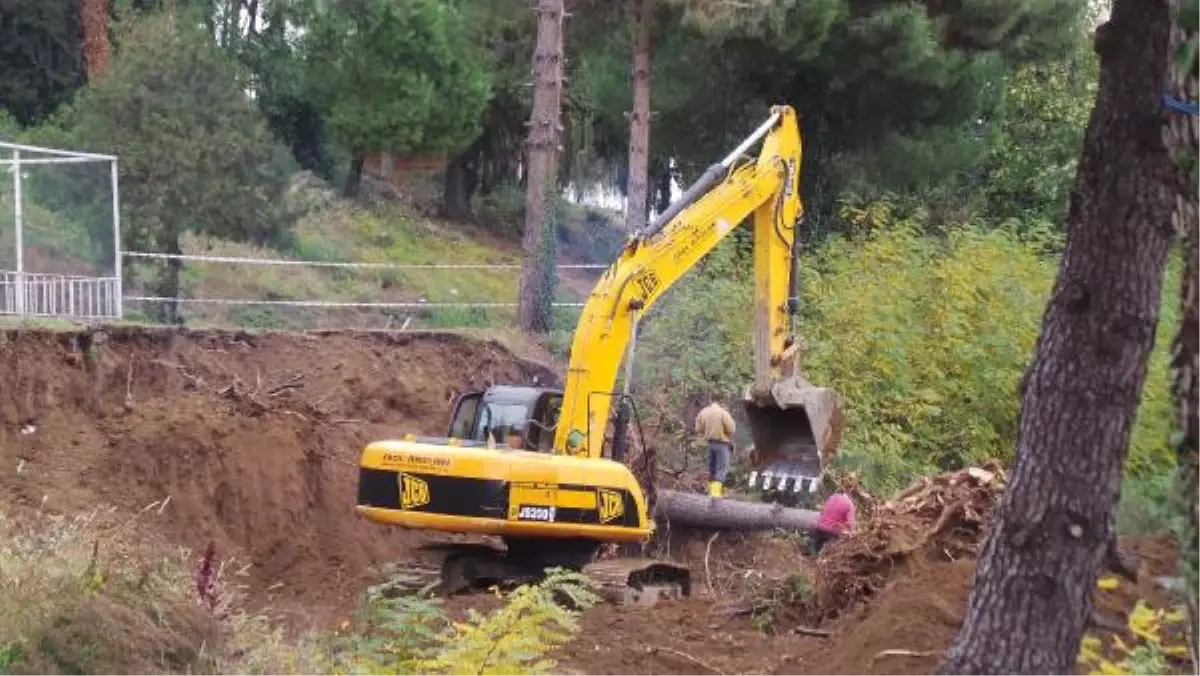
[{"left": 0, "top": 271, "right": 122, "bottom": 320}]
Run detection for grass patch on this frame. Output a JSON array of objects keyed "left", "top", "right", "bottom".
[
  {"left": 1117, "top": 468, "right": 1185, "bottom": 538},
  {"left": 0, "top": 506, "right": 600, "bottom": 675},
  {"left": 125, "top": 177, "right": 579, "bottom": 330},
  {"left": 0, "top": 507, "right": 221, "bottom": 674}
]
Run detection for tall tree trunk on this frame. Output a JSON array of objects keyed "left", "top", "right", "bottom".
[
  {"left": 1165, "top": 0, "right": 1199, "bottom": 660},
  {"left": 81, "top": 0, "right": 110, "bottom": 79},
  {"left": 623, "top": 0, "right": 652, "bottom": 233},
  {"left": 343, "top": 154, "right": 365, "bottom": 199},
  {"left": 517, "top": 0, "right": 566, "bottom": 333},
  {"left": 443, "top": 138, "right": 483, "bottom": 222},
  {"left": 155, "top": 236, "right": 184, "bottom": 325},
  {"left": 939, "top": 0, "right": 1180, "bottom": 672}
]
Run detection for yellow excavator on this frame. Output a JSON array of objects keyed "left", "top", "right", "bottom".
[{"left": 355, "top": 105, "right": 842, "bottom": 601}]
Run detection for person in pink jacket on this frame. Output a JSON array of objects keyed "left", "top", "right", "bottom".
[{"left": 808, "top": 492, "right": 856, "bottom": 555}]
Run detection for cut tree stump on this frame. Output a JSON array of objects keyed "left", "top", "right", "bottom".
[{"left": 654, "top": 489, "right": 819, "bottom": 532}]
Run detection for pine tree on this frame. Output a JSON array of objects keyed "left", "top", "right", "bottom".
[
  {"left": 518, "top": 0, "right": 567, "bottom": 333},
  {"left": 939, "top": 0, "right": 1183, "bottom": 670}
]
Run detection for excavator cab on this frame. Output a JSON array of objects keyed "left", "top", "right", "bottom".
[{"left": 447, "top": 386, "right": 563, "bottom": 453}]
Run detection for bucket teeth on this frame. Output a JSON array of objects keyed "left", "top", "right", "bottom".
[{"left": 748, "top": 463, "right": 821, "bottom": 494}]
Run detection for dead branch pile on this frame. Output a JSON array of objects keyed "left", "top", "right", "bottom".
[{"left": 807, "top": 461, "right": 1007, "bottom": 621}]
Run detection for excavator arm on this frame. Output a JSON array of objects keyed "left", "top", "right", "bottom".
[{"left": 553, "top": 106, "right": 841, "bottom": 491}]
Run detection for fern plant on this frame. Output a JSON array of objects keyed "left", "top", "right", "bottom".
[
  {"left": 327, "top": 568, "right": 600, "bottom": 676},
  {"left": 417, "top": 569, "right": 601, "bottom": 676}
]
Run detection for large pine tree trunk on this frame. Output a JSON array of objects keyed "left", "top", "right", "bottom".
[
  {"left": 81, "top": 0, "right": 110, "bottom": 78},
  {"left": 654, "top": 489, "right": 819, "bottom": 531},
  {"left": 443, "top": 150, "right": 478, "bottom": 222},
  {"left": 517, "top": 0, "right": 566, "bottom": 333},
  {"left": 623, "top": 0, "right": 652, "bottom": 233},
  {"left": 343, "top": 154, "right": 365, "bottom": 199},
  {"left": 1165, "top": 0, "right": 1199, "bottom": 658},
  {"left": 939, "top": 0, "right": 1180, "bottom": 672},
  {"left": 444, "top": 136, "right": 486, "bottom": 221}
]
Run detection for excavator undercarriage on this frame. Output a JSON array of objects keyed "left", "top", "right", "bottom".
[{"left": 419, "top": 537, "right": 692, "bottom": 606}]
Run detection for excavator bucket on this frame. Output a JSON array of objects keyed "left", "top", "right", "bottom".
[{"left": 743, "top": 374, "right": 843, "bottom": 494}]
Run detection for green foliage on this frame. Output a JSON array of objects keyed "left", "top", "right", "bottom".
[
  {"left": 237, "top": 1, "right": 341, "bottom": 179},
  {"left": 303, "top": 0, "right": 491, "bottom": 158},
  {"left": 2, "top": 506, "right": 601, "bottom": 676},
  {"left": 982, "top": 32, "right": 1097, "bottom": 226},
  {"left": 0, "top": 0, "right": 84, "bottom": 126},
  {"left": 636, "top": 201, "right": 1177, "bottom": 495},
  {"left": 1078, "top": 595, "right": 1191, "bottom": 675},
  {"left": 323, "top": 568, "right": 599, "bottom": 676},
  {"left": 43, "top": 13, "right": 298, "bottom": 319},
  {"left": 798, "top": 206, "right": 1053, "bottom": 491},
  {"left": 52, "top": 14, "right": 295, "bottom": 306},
  {"left": 417, "top": 569, "right": 600, "bottom": 675},
  {"left": 1117, "top": 469, "right": 1184, "bottom": 537},
  {"left": 0, "top": 509, "right": 216, "bottom": 674}
]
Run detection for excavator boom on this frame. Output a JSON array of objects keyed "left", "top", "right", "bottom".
[{"left": 554, "top": 105, "right": 840, "bottom": 492}]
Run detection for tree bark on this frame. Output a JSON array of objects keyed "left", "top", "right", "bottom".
[
  {"left": 155, "top": 236, "right": 184, "bottom": 325},
  {"left": 343, "top": 154, "right": 365, "bottom": 199},
  {"left": 654, "top": 489, "right": 819, "bottom": 531},
  {"left": 1165, "top": 0, "right": 1199, "bottom": 659},
  {"left": 517, "top": 0, "right": 566, "bottom": 333},
  {"left": 623, "top": 0, "right": 652, "bottom": 233},
  {"left": 81, "top": 0, "right": 110, "bottom": 79},
  {"left": 443, "top": 139, "right": 483, "bottom": 222},
  {"left": 939, "top": 1, "right": 1180, "bottom": 672},
  {"left": 442, "top": 156, "right": 476, "bottom": 222}
]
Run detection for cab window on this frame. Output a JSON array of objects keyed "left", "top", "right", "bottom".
[
  {"left": 448, "top": 393, "right": 482, "bottom": 439},
  {"left": 478, "top": 402, "right": 532, "bottom": 447}
]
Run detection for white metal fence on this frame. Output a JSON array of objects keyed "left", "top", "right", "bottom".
[
  {"left": 119, "top": 251, "right": 602, "bottom": 318},
  {"left": 1, "top": 140, "right": 121, "bottom": 321},
  {"left": 0, "top": 271, "right": 122, "bottom": 319},
  {"left": 0, "top": 141, "right": 609, "bottom": 326}
]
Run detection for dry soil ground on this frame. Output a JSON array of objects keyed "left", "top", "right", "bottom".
[{"left": 0, "top": 326, "right": 1184, "bottom": 674}]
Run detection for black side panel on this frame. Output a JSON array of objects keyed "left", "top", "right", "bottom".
[
  {"left": 357, "top": 468, "right": 508, "bottom": 518},
  {"left": 358, "top": 469, "right": 645, "bottom": 528}
]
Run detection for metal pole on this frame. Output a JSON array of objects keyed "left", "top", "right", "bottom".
[
  {"left": 111, "top": 159, "right": 122, "bottom": 319},
  {"left": 13, "top": 149, "right": 23, "bottom": 316}
]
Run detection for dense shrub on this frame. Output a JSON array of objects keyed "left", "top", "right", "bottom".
[{"left": 635, "top": 202, "right": 1178, "bottom": 495}]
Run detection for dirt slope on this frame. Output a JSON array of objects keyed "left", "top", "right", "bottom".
[
  {"left": 555, "top": 469, "right": 1183, "bottom": 675},
  {"left": 0, "top": 326, "right": 556, "bottom": 622}
]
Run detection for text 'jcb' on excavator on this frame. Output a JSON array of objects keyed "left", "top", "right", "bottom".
[{"left": 355, "top": 104, "right": 842, "bottom": 604}]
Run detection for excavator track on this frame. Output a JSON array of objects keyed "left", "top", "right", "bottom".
[
  {"left": 415, "top": 538, "right": 691, "bottom": 607},
  {"left": 581, "top": 557, "right": 691, "bottom": 606}
]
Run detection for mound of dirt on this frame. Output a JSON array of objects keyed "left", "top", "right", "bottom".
[
  {"left": 0, "top": 326, "right": 557, "bottom": 623},
  {"left": 551, "top": 466, "right": 1183, "bottom": 676},
  {"left": 809, "top": 463, "right": 1006, "bottom": 622},
  {"left": 782, "top": 532, "right": 1185, "bottom": 675}
]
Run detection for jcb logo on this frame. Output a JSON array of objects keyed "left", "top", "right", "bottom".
[
  {"left": 632, "top": 270, "right": 661, "bottom": 298},
  {"left": 597, "top": 488, "right": 624, "bottom": 524},
  {"left": 399, "top": 474, "right": 430, "bottom": 509}
]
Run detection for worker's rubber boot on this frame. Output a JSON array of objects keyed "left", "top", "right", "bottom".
[{"left": 708, "top": 480, "right": 724, "bottom": 498}]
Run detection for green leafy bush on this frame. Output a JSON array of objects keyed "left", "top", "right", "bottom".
[
  {"left": 635, "top": 201, "right": 1178, "bottom": 495},
  {"left": 0, "top": 507, "right": 600, "bottom": 675},
  {"left": 312, "top": 567, "right": 600, "bottom": 676}
]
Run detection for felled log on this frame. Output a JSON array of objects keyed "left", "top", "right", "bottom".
[{"left": 654, "top": 489, "right": 819, "bottom": 532}]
